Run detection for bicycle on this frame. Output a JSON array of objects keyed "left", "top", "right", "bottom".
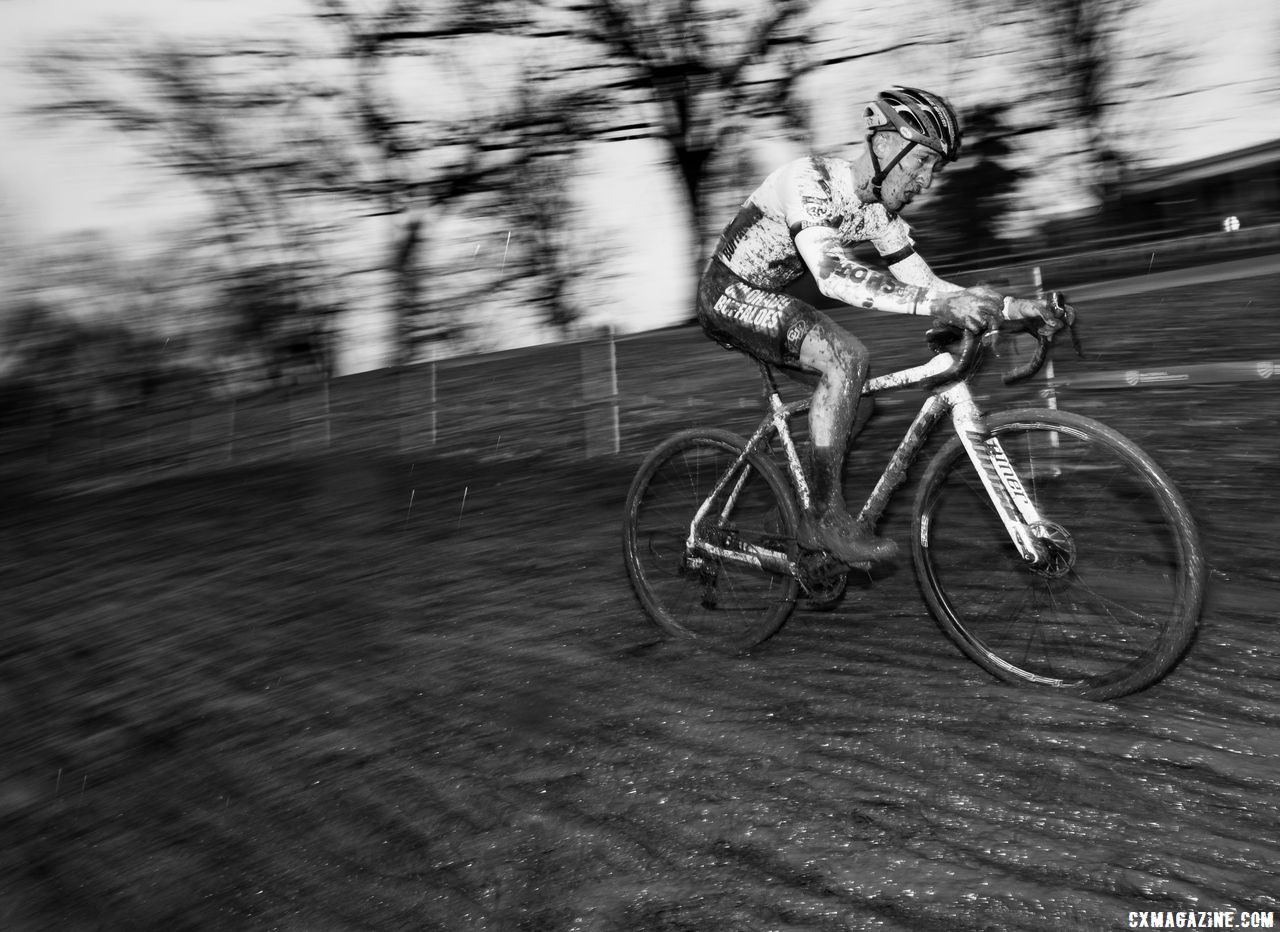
[{"left": 622, "top": 295, "right": 1205, "bottom": 700}]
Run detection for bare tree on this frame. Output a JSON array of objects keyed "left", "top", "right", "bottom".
[
  {"left": 1039, "top": 0, "right": 1141, "bottom": 203},
  {"left": 512, "top": 0, "right": 954, "bottom": 244},
  {"left": 338, "top": 1, "right": 960, "bottom": 240},
  {"left": 31, "top": 7, "right": 610, "bottom": 366},
  {"left": 985, "top": 0, "right": 1185, "bottom": 209},
  {"left": 30, "top": 35, "right": 345, "bottom": 383},
  {"left": 481, "top": 69, "right": 613, "bottom": 336},
  {"left": 310, "top": 0, "right": 615, "bottom": 360}
]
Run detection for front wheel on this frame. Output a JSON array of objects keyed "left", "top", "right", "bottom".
[
  {"left": 912, "top": 408, "right": 1205, "bottom": 700},
  {"left": 623, "top": 428, "right": 800, "bottom": 652}
]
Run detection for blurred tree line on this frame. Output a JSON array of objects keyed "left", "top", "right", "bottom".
[{"left": 4, "top": 0, "right": 1188, "bottom": 437}]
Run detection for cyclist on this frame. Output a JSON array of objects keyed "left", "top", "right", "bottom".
[{"left": 697, "top": 85, "right": 1059, "bottom": 566}]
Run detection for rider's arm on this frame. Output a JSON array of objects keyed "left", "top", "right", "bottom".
[
  {"left": 885, "top": 240, "right": 1061, "bottom": 324},
  {"left": 885, "top": 250, "right": 963, "bottom": 295},
  {"left": 794, "top": 225, "right": 959, "bottom": 317},
  {"left": 870, "top": 213, "right": 963, "bottom": 293}
]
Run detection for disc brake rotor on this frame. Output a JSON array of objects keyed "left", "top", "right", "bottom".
[{"left": 1029, "top": 520, "right": 1076, "bottom": 578}]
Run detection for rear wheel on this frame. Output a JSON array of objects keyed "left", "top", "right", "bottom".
[
  {"left": 912, "top": 409, "right": 1204, "bottom": 700},
  {"left": 623, "top": 428, "right": 799, "bottom": 652}
]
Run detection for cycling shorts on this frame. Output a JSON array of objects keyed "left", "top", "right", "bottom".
[{"left": 696, "top": 259, "right": 819, "bottom": 366}]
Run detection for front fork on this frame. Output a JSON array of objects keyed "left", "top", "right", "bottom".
[{"left": 946, "top": 386, "right": 1052, "bottom": 565}]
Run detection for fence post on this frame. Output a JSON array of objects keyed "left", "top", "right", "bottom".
[{"left": 580, "top": 325, "right": 620, "bottom": 457}]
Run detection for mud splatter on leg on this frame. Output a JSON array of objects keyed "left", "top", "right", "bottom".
[{"left": 797, "top": 318, "right": 869, "bottom": 513}]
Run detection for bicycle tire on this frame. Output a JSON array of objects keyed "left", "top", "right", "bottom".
[
  {"left": 911, "top": 408, "right": 1204, "bottom": 700},
  {"left": 623, "top": 428, "right": 800, "bottom": 652}
]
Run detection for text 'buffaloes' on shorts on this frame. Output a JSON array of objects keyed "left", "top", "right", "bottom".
[{"left": 696, "top": 259, "right": 819, "bottom": 366}]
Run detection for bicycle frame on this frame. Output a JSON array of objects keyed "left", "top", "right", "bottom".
[{"left": 687, "top": 345, "right": 1050, "bottom": 575}]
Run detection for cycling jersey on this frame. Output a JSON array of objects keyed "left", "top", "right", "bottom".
[
  {"left": 698, "top": 155, "right": 918, "bottom": 366},
  {"left": 711, "top": 155, "right": 915, "bottom": 291}
]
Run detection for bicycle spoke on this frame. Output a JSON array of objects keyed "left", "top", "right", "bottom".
[
  {"left": 913, "top": 410, "right": 1202, "bottom": 698},
  {"left": 624, "top": 431, "right": 799, "bottom": 651}
]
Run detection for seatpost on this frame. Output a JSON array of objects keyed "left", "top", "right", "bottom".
[{"left": 756, "top": 359, "right": 782, "bottom": 401}]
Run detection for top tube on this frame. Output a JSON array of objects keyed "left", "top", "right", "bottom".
[
  {"left": 863, "top": 351, "right": 966, "bottom": 395},
  {"left": 756, "top": 347, "right": 965, "bottom": 410}
]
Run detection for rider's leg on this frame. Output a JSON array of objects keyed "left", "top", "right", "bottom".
[
  {"left": 797, "top": 318, "right": 867, "bottom": 513},
  {"left": 795, "top": 318, "right": 898, "bottom": 564}
]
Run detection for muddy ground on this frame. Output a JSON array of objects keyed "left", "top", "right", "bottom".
[{"left": 2, "top": 270, "right": 1279, "bottom": 931}]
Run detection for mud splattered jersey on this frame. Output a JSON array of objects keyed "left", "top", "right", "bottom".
[{"left": 711, "top": 156, "right": 914, "bottom": 290}]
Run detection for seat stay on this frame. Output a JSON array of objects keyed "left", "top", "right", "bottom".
[
  {"left": 684, "top": 389, "right": 806, "bottom": 576},
  {"left": 686, "top": 414, "right": 783, "bottom": 545},
  {"left": 686, "top": 444, "right": 754, "bottom": 550},
  {"left": 684, "top": 441, "right": 797, "bottom": 577}
]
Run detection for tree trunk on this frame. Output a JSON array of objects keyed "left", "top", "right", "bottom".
[
  {"left": 673, "top": 143, "right": 715, "bottom": 253},
  {"left": 391, "top": 210, "right": 423, "bottom": 366}
]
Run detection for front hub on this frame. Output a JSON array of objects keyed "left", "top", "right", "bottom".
[{"left": 1028, "top": 521, "right": 1076, "bottom": 578}]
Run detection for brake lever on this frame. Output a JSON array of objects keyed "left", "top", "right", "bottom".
[
  {"left": 1066, "top": 318, "right": 1085, "bottom": 360},
  {"left": 1046, "top": 291, "right": 1086, "bottom": 360}
]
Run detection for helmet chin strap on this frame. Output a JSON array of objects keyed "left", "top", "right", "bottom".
[{"left": 868, "top": 136, "right": 918, "bottom": 201}]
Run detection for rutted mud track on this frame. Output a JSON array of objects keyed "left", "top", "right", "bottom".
[{"left": 2, "top": 274, "right": 1279, "bottom": 930}]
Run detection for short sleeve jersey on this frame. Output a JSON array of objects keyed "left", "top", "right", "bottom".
[{"left": 711, "top": 155, "right": 915, "bottom": 291}]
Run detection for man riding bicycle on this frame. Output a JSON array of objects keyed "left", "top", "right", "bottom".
[{"left": 697, "top": 85, "right": 1063, "bottom": 566}]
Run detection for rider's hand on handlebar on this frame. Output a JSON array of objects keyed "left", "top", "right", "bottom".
[
  {"left": 933, "top": 286, "right": 1005, "bottom": 333},
  {"left": 1001, "top": 295, "right": 1077, "bottom": 336}
]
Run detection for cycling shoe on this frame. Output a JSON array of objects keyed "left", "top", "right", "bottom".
[{"left": 798, "top": 508, "right": 898, "bottom": 566}]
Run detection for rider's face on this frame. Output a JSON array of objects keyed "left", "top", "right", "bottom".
[{"left": 874, "top": 136, "right": 943, "bottom": 212}]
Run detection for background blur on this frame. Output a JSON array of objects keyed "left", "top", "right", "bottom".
[
  {"left": 2, "top": 0, "right": 1279, "bottom": 448},
  {"left": 4, "top": 9, "right": 1280, "bottom": 927}
]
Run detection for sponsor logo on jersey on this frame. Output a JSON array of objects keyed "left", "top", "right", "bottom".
[{"left": 800, "top": 194, "right": 831, "bottom": 223}]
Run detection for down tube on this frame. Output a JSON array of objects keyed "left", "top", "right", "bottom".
[{"left": 856, "top": 395, "right": 949, "bottom": 531}]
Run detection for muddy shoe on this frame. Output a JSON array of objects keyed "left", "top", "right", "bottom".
[{"left": 798, "top": 508, "right": 898, "bottom": 566}]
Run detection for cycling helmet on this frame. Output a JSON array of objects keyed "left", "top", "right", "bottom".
[{"left": 863, "top": 86, "right": 962, "bottom": 197}]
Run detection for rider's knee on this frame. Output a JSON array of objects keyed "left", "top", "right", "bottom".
[{"left": 803, "top": 326, "right": 868, "bottom": 384}]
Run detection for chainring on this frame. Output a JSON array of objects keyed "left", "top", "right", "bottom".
[{"left": 796, "top": 550, "right": 850, "bottom": 611}]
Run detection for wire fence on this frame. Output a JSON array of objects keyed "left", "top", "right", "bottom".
[{"left": 10, "top": 256, "right": 1277, "bottom": 496}]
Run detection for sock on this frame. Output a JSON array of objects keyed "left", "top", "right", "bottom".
[{"left": 808, "top": 445, "right": 845, "bottom": 515}]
